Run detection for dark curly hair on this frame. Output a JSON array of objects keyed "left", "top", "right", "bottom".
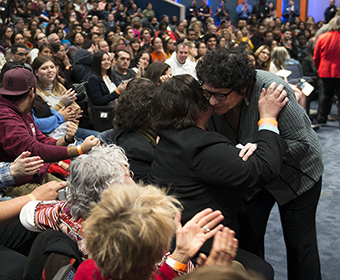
[
  {"left": 150, "top": 74, "right": 210, "bottom": 130},
  {"left": 113, "top": 78, "right": 155, "bottom": 132},
  {"left": 196, "top": 48, "right": 257, "bottom": 97}
]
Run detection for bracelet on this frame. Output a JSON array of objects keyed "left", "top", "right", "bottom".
[
  {"left": 65, "top": 66, "right": 70, "bottom": 70},
  {"left": 10, "top": 163, "right": 13, "bottom": 167},
  {"left": 258, "top": 118, "right": 278, "bottom": 127},
  {"left": 116, "top": 89, "right": 120, "bottom": 95},
  {"left": 64, "top": 136, "right": 74, "bottom": 144},
  {"left": 27, "top": 193, "right": 37, "bottom": 201},
  {"left": 165, "top": 257, "right": 188, "bottom": 273},
  {"left": 77, "top": 145, "right": 83, "bottom": 155}
]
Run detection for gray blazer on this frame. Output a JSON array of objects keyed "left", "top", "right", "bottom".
[{"left": 208, "top": 70, "right": 323, "bottom": 205}]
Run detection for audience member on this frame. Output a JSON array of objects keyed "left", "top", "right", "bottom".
[
  {"left": 314, "top": 16, "right": 340, "bottom": 125},
  {"left": 73, "top": 40, "right": 97, "bottom": 82},
  {"left": 19, "top": 145, "right": 134, "bottom": 259},
  {"left": 0, "top": 67, "right": 99, "bottom": 187},
  {"left": 149, "top": 37, "right": 167, "bottom": 63},
  {"left": 214, "top": 0, "right": 229, "bottom": 24},
  {"left": 144, "top": 62, "right": 172, "bottom": 85},
  {"left": 324, "top": 0, "right": 337, "bottom": 23},
  {"left": 88, "top": 51, "right": 124, "bottom": 106},
  {"left": 165, "top": 43, "right": 196, "bottom": 78},
  {"left": 197, "top": 0, "right": 212, "bottom": 27},
  {"left": 112, "top": 49, "right": 136, "bottom": 85},
  {"left": 254, "top": 45, "right": 272, "bottom": 71},
  {"left": 111, "top": 78, "right": 156, "bottom": 182},
  {"left": 236, "top": 0, "right": 252, "bottom": 21},
  {"left": 74, "top": 184, "right": 236, "bottom": 280},
  {"left": 252, "top": 0, "right": 270, "bottom": 22},
  {"left": 282, "top": 0, "right": 300, "bottom": 23}
]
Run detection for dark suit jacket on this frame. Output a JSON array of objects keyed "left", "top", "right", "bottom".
[
  {"left": 148, "top": 127, "right": 287, "bottom": 238},
  {"left": 112, "top": 129, "right": 155, "bottom": 183},
  {"left": 87, "top": 74, "right": 119, "bottom": 106},
  {"left": 73, "top": 49, "right": 93, "bottom": 82}
]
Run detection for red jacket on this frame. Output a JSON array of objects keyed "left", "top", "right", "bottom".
[
  {"left": 314, "top": 30, "right": 340, "bottom": 78},
  {"left": 0, "top": 96, "right": 68, "bottom": 186},
  {"left": 74, "top": 259, "right": 179, "bottom": 280}
]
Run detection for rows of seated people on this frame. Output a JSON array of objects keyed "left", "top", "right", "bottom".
[{"left": 0, "top": 0, "right": 337, "bottom": 279}]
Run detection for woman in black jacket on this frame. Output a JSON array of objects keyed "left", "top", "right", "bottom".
[{"left": 88, "top": 51, "right": 126, "bottom": 106}]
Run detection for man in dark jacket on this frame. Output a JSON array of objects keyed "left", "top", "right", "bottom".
[
  {"left": 73, "top": 40, "right": 98, "bottom": 82},
  {"left": 251, "top": 0, "right": 270, "bottom": 22},
  {"left": 324, "top": 0, "right": 338, "bottom": 23}
]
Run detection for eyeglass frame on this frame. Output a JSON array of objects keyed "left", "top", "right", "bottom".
[{"left": 200, "top": 84, "right": 235, "bottom": 102}]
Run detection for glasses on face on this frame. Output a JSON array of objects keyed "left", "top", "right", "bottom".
[
  {"left": 261, "top": 51, "right": 270, "bottom": 56},
  {"left": 201, "top": 84, "right": 234, "bottom": 102}
]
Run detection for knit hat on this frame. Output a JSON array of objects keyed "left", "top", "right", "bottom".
[{"left": 13, "top": 17, "right": 24, "bottom": 26}]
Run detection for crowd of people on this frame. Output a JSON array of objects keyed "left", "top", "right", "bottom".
[{"left": 0, "top": 0, "right": 337, "bottom": 279}]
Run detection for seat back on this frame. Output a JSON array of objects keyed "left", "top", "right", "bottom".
[
  {"left": 71, "top": 82, "right": 92, "bottom": 129},
  {"left": 285, "top": 64, "right": 303, "bottom": 79},
  {"left": 85, "top": 83, "right": 114, "bottom": 132}
]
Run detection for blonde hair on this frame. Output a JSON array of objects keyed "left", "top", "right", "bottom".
[
  {"left": 221, "top": 28, "right": 233, "bottom": 42},
  {"left": 189, "top": 21, "right": 202, "bottom": 39},
  {"left": 328, "top": 16, "right": 340, "bottom": 32},
  {"left": 84, "top": 183, "right": 182, "bottom": 280},
  {"left": 111, "top": 36, "right": 126, "bottom": 52},
  {"left": 271, "top": 46, "right": 288, "bottom": 71}
]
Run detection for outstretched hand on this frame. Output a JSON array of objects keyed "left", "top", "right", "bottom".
[
  {"left": 31, "top": 181, "right": 67, "bottom": 201},
  {"left": 10, "top": 151, "right": 44, "bottom": 177},
  {"left": 258, "top": 82, "right": 288, "bottom": 120},
  {"left": 170, "top": 209, "right": 224, "bottom": 264}
]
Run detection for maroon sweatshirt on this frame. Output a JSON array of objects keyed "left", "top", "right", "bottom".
[{"left": 0, "top": 96, "right": 69, "bottom": 186}]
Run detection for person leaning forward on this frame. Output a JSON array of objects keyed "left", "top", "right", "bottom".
[{"left": 0, "top": 67, "right": 99, "bottom": 187}]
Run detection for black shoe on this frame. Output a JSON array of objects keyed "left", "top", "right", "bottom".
[
  {"left": 311, "top": 123, "right": 320, "bottom": 131},
  {"left": 311, "top": 119, "right": 326, "bottom": 125}
]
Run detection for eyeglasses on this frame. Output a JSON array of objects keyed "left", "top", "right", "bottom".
[
  {"left": 261, "top": 51, "right": 270, "bottom": 56},
  {"left": 201, "top": 85, "right": 234, "bottom": 102}
]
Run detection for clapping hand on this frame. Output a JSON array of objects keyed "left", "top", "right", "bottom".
[{"left": 170, "top": 209, "right": 224, "bottom": 264}]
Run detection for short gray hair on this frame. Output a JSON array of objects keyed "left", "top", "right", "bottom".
[
  {"left": 176, "top": 42, "right": 189, "bottom": 53},
  {"left": 131, "top": 17, "right": 141, "bottom": 25},
  {"left": 47, "top": 33, "right": 58, "bottom": 42},
  {"left": 67, "top": 144, "right": 129, "bottom": 219}
]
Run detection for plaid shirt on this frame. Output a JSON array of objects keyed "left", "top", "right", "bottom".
[{"left": 0, "top": 162, "right": 15, "bottom": 191}]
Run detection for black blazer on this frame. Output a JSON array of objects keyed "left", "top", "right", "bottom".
[
  {"left": 112, "top": 129, "right": 155, "bottom": 183},
  {"left": 148, "top": 127, "right": 287, "bottom": 239},
  {"left": 87, "top": 74, "right": 119, "bottom": 106}
]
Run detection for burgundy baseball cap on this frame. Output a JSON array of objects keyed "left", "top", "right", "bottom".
[{"left": 0, "top": 68, "right": 36, "bottom": 96}]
